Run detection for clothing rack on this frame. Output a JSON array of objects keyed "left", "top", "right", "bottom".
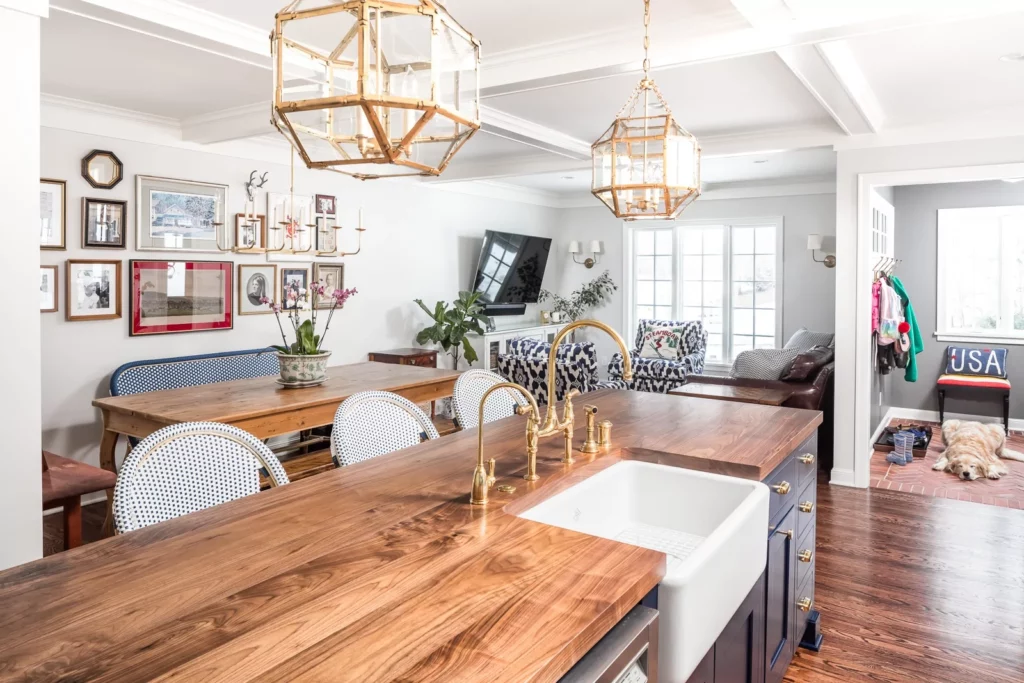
[{"left": 872, "top": 256, "right": 901, "bottom": 281}]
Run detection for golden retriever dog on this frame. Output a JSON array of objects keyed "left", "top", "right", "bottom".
[{"left": 932, "top": 420, "right": 1024, "bottom": 480}]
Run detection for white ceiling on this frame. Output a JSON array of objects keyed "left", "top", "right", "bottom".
[{"left": 37, "top": 0, "right": 1024, "bottom": 195}]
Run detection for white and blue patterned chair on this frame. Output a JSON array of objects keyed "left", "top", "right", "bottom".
[
  {"left": 608, "top": 319, "right": 708, "bottom": 393},
  {"left": 113, "top": 421, "right": 289, "bottom": 534},
  {"left": 497, "top": 338, "right": 624, "bottom": 405},
  {"left": 331, "top": 391, "right": 440, "bottom": 467},
  {"left": 452, "top": 369, "right": 531, "bottom": 430}
]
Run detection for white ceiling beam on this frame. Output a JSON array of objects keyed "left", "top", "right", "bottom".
[
  {"left": 181, "top": 103, "right": 273, "bottom": 144},
  {"left": 480, "top": 105, "right": 591, "bottom": 160},
  {"left": 815, "top": 41, "right": 885, "bottom": 133},
  {"left": 481, "top": 2, "right": 1024, "bottom": 98},
  {"left": 774, "top": 44, "right": 882, "bottom": 135}
]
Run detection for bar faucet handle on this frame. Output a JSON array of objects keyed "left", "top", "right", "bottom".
[{"left": 486, "top": 458, "right": 496, "bottom": 487}]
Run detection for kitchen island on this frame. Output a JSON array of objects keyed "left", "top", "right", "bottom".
[{"left": 0, "top": 390, "right": 821, "bottom": 682}]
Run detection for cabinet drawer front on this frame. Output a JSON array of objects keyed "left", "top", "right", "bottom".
[
  {"left": 766, "top": 457, "right": 798, "bottom": 523},
  {"left": 795, "top": 571, "right": 816, "bottom": 635},
  {"left": 795, "top": 524, "right": 816, "bottom": 591},
  {"left": 796, "top": 481, "right": 817, "bottom": 542},
  {"left": 409, "top": 355, "right": 437, "bottom": 368},
  {"left": 794, "top": 433, "right": 818, "bottom": 492}
]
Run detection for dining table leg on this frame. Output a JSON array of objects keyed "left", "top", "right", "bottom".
[{"left": 98, "top": 419, "right": 120, "bottom": 535}]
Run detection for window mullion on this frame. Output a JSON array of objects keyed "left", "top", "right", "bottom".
[{"left": 723, "top": 225, "right": 732, "bottom": 362}]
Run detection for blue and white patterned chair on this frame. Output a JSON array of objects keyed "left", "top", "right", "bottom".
[
  {"left": 113, "top": 421, "right": 289, "bottom": 534},
  {"left": 452, "top": 369, "right": 531, "bottom": 430},
  {"left": 607, "top": 319, "right": 708, "bottom": 393},
  {"left": 331, "top": 391, "right": 440, "bottom": 467},
  {"left": 497, "top": 337, "right": 624, "bottom": 405}
]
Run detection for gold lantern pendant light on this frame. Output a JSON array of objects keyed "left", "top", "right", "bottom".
[
  {"left": 271, "top": 0, "right": 482, "bottom": 180},
  {"left": 591, "top": 0, "right": 701, "bottom": 219}
]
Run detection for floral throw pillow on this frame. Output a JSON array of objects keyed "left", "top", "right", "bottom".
[{"left": 638, "top": 325, "right": 685, "bottom": 360}]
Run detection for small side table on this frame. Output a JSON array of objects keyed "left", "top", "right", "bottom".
[
  {"left": 367, "top": 348, "right": 440, "bottom": 417},
  {"left": 42, "top": 451, "right": 117, "bottom": 550},
  {"left": 669, "top": 384, "right": 794, "bottom": 406}
]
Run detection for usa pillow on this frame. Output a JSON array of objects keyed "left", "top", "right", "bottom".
[{"left": 945, "top": 346, "right": 1007, "bottom": 378}]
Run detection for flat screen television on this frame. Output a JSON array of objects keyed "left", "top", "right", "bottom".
[{"left": 470, "top": 230, "right": 552, "bottom": 316}]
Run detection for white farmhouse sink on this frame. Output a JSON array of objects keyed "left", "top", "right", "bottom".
[{"left": 518, "top": 460, "right": 768, "bottom": 682}]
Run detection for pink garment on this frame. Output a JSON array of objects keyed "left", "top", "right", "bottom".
[{"left": 871, "top": 280, "right": 881, "bottom": 334}]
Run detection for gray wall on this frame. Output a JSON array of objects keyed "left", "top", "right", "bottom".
[{"left": 884, "top": 180, "right": 1024, "bottom": 420}]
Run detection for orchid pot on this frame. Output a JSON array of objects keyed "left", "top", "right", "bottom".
[{"left": 276, "top": 351, "right": 332, "bottom": 385}]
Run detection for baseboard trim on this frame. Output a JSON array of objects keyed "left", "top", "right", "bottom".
[
  {"left": 869, "top": 407, "right": 897, "bottom": 451},
  {"left": 42, "top": 491, "right": 108, "bottom": 517},
  {"left": 829, "top": 467, "right": 857, "bottom": 487},
  {"left": 886, "top": 408, "right": 1024, "bottom": 433}
]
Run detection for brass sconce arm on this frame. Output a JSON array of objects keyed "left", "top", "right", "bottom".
[{"left": 471, "top": 382, "right": 541, "bottom": 505}]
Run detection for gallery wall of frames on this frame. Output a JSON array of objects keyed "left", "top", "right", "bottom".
[{"left": 39, "top": 127, "right": 564, "bottom": 467}]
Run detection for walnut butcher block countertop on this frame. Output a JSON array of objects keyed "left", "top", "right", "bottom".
[{"left": 0, "top": 391, "right": 821, "bottom": 682}]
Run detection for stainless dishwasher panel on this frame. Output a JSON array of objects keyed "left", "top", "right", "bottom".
[{"left": 559, "top": 605, "right": 659, "bottom": 683}]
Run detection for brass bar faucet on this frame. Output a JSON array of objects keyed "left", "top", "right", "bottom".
[
  {"left": 471, "top": 382, "right": 541, "bottom": 505},
  {"left": 580, "top": 405, "right": 600, "bottom": 454}
]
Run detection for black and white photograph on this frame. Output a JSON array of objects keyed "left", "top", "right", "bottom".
[
  {"left": 238, "top": 264, "right": 277, "bottom": 315},
  {"left": 235, "top": 213, "right": 266, "bottom": 250},
  {"left": 316, "top": 216, "right": 338, "bottom": 253},
  {"left": 65, "top": 260, "right": 121, "bottom": 321},
  {"left": 313, "top": 263, "right": 344, "bottom": 309},
  {"left": 83, "top": 198, "right": 128, "bottom": 249},
  {"left": 280, "top": 267, "right": 309, "bottom": 310},
  {"left": 40, "top": 266, "right": 58, "bottom": 313},
  {"left": 40, "top": 178, "right": 66, "bottom": 250},
  {"left": 315, "top": 194, "right": 336, "bottom": 216}
]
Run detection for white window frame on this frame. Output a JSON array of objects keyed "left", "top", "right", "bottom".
[
  {"left": 936, "top": 205, "right": 1024, "bottom": 345},
  {"left": 622, "top": 217, "right": 785, "bottom": 371}
]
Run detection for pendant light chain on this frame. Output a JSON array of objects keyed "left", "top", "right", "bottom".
[
  {"left": 616, "top": 0, "right": 674, "bottom": 119},
  {"left": 642, "top": 0, "right": 651, "bottom": 80}
]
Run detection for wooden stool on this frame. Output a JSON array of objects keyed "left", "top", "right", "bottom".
[
  {"left": 42, "top": 451, "right": 118, "bottom": 550},
  {"left": 937, "top": 375, "right": 1011, "bottom": 434}
]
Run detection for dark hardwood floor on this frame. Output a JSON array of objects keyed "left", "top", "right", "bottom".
[{"left": 44, "top": 482, "right": 1024, "bottom": 682}]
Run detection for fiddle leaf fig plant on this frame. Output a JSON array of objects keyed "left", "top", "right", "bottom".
[{"left": 414, "top": 290, "right": 490, "bottom": 368}]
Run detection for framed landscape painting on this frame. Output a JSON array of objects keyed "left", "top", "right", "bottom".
[
  {"left": 130, "top": 259, "right": 232, "bottom": 335},
  {"left": 136, "top": 175, "right": 228, "bottom": 252}
]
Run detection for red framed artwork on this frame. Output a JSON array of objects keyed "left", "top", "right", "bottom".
[{"left": 129, "top": 259, "right": 233, "bottom": 336}]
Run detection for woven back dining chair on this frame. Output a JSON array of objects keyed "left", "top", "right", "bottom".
[
  {"left": 331, "top": 391, "right": 440, "bottom": 467},
  {"left": 452, "top": 369, "right": 530, "bottom": 430},
  {"left": 113, "top": 421, "right": 289, "bottom": 534}
]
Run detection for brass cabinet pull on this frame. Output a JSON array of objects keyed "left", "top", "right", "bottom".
[
  {"left": 772, "top": 481, "right": 791, "bottom": 495},
  {"left": 798, "top": 549, "right": 813, "bottom": 563},
  {"left": 798, "top": 597, "right": 812, "bottom": 612},
  {"left": 799, "top": 501, "right": 814, "bottom": 513},
  {"left": 798, "top": 453, "right": 815, "bottom": 465},
  {"left": 780, "top": 529, "right": 793, "bottom": 539}
]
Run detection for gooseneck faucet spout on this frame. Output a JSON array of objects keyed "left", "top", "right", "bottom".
[
  {"left": 538, "top": 319, "right": 633, "bottom": 463},
  {"left": 470, "top": 382, "right": 541, "bottom": 505}
]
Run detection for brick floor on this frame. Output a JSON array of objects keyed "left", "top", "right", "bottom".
[{"left": 871, "top": 419, "right": 1024, "bottom": 509}]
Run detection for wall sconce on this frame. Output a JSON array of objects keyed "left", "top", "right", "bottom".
[
  {"left": 570, "top": 240, "right": 602, "bottom": 268},
  {"left": 807, "top": 234, "right": 836, "bottom": 268}
]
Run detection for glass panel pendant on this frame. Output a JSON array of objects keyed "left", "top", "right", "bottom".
[
  {"left": 272, "top": 0, "right": 481, "bottom": 180},
  {"left": 591, "top": 0, "right": 701, "bottom": 220}
]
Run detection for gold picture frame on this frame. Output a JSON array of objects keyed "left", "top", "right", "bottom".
[
  {"left": 40, "top": 178, "right": 67, "bottom": 250},
  {"left": 65, "top": 259, "right": 122, "bottom": 322}
]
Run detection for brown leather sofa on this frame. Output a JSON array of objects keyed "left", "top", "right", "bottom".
[{"left": 684, "top": 361, "right": 835, "bottom": 471}]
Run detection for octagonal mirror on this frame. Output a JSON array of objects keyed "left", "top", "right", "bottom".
[{"left": 81, "top": 150, "right": 123, "bottom": 189}]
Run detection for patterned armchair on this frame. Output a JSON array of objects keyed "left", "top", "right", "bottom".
[
  {"left": 497, "top": 337, "right": 624, "bottom": 405},
  {"left": 607, "top": 319, "right": 708, "bottom": 393}
]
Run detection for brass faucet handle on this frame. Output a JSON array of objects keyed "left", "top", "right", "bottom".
[
  {"left": 486, "top": 458, "right": 496, "bottom": 487},
  {"left": 515, "top": 404, "right": 531, "bottom": 416}
]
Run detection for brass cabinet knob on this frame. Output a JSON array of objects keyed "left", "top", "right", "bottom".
[
  {"left": 799, "top": 501, "right": 814, "bottom": 513},
  {"left": 798, "top": 549, "right": 813, "bottom": 563},
  {"left": 772, "top": 481, "right": 791, "bottom": 495},
  {"left": 798, "top": 597, "right": 812, "bottom": 612},
  {"left": 798, "top": 453, "right": 815, "bottom": 465}
]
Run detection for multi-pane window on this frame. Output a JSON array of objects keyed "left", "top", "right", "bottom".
[
  {"left": 630, "top": 220, "right": 782, "bottom": 365},
  {"left": 937, "top": 206, "right": 1024, "bottom": 341}
]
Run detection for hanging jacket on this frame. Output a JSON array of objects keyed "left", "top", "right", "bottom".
[
  {"left": 890, "top": 275, "right": 923, "bottom": 382},
  {"left": 871, "top": 280, "right": 881, "bottom": 334},
  {"left": 877, "top": 279, "right": 903, "bottom": 346}
]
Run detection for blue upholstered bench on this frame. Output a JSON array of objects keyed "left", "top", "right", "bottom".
[{"left": 110, "top": 348, "right": 279, "bottom": 398}]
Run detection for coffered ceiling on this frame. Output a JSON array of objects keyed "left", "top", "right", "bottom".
[{"left": 39, "top": 0, "right": 1024, "bottom": 197}]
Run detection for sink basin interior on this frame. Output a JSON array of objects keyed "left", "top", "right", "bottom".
[{"left": 517, "top": 460, "right": 763, "bottom": 575}]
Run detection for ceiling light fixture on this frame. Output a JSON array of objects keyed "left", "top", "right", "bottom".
[
  {"left": 271, "top": 0, "right": 481, "bottom": 180},
  {"left": 591, "top": 0, "right": 700, "bottom": 220}
]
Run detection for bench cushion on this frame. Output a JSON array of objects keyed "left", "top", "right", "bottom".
[
  {"left": 937, "top": 374, "right": 1011, "bottom": 390},
  {"left": 111, "top": 348, "right": 279, "bottom": 396}
]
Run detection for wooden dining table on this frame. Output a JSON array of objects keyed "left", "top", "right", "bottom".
[{"left": 92, "top": 361, "right": 460, "bottom": 518}]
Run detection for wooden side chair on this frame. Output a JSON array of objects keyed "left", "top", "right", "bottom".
[
  {"left": 452, "top": 369, "right": 530, "bottom": 430},
  {"left": 113, "top": 422, "right": 289, "bottom": 534},
  {"left": 331, "top": 391, "right": 440, "bottom": 467},
  {"left": 937, "top": 345, "right": 1011, "bottom": 433}
]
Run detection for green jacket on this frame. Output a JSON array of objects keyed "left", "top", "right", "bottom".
[{"left": 890, "top": 276, "right": 923, "bottom": 382}]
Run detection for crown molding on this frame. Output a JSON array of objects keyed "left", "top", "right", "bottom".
[
  {"left": 1, "top": 0, "right": 48, "bottom": 16},
  {"left": 181, "top": 101, "right": 273, "bottom": 144},
  {"left": 698, "top": 175, "right": 836, "bottom": 200}
]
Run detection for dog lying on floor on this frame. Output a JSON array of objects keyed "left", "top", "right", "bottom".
[{"left": 933, "top": 420, "right": 1024, "bottom": 480}]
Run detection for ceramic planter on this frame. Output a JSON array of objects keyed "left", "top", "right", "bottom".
[{"left": 277, "top": 351, "right": 331, "bottom": 387}]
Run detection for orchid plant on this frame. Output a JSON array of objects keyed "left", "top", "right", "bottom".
[{"left": 262, "top": 281, "right": 357, "bottom": 356}]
